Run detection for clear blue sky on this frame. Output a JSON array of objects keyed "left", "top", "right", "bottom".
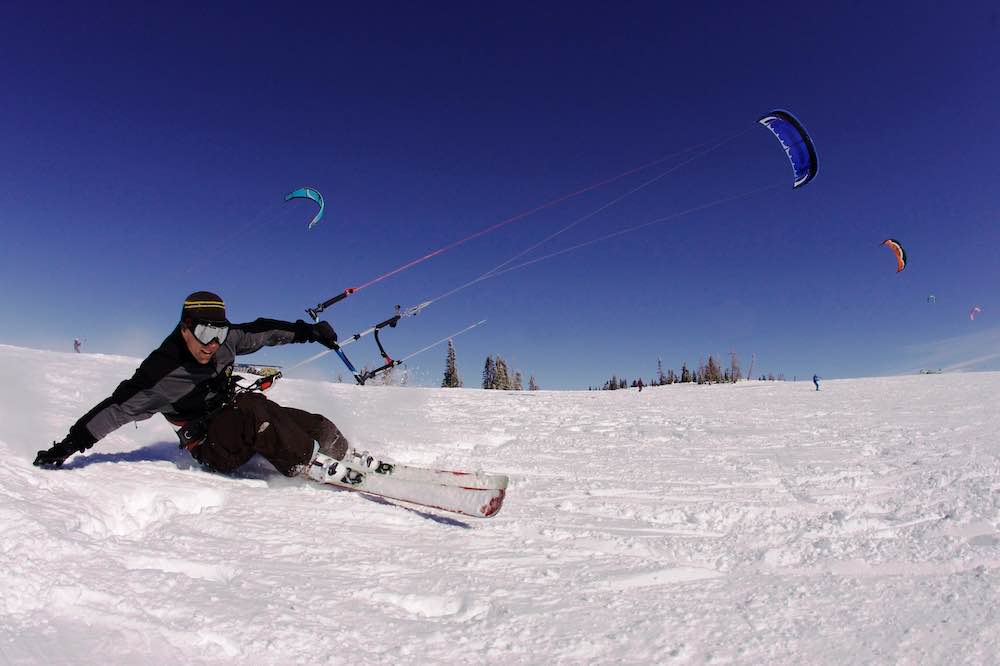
[{"left": 2, "top": 2, "right": 999, "bottom": 388}]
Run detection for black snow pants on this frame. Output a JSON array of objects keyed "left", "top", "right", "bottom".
[{"left": 191, "top": 393, "right": 349, "bottom": 476}]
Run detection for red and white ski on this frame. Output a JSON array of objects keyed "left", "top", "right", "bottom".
[
  {"left": 349, "top": 451, "right": 509, "bottom": 490},
  {"left": 307, "top": 455, "right": 506, "bottom": 518}
]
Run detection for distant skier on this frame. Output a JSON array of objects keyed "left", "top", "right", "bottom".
[
  {"left": 813, "top": 374, "right": 821, "bottom": 391},
  {"left": 34, "top": 291, "right": 350, "bottom": 478},
  {"left": 73, "top": 338, "right": 81, "bottom": 353},
  {"left": 637, "top": 379, "right": 644, "bottom": 392}
]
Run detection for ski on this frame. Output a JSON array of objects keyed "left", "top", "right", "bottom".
[
  {"left": 306, "top": 455, "right": 506, "bottom": 518},
  {"left": 349, "top": 450, "right": 509, "bottom": 490}
]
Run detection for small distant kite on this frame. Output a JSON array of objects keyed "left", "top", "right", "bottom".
[
  {"left": 970, "top": 305, "right": 982, "bottom": 321},
  {"left": 284, "top": 187, "right": 325, "bottom": 229},
  {"left": 927, "top": 294, "right": 936, "bottom": 304},
  {"left": 758, "top": 110, "right": 818, "bottom": 188},
  {"left": 881, "top": 239, "right": 907, "bottom": 273}
]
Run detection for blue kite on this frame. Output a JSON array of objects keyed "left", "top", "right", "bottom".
[{"left": 758, "top": 110, "right": 818, "bottom": 188}]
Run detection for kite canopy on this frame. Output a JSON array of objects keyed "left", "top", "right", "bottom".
[
  {"left": 284, "top": 187, "right": 325, "bottom": 229},
  {"left": 970, "top": 305, "right": 982, "bottom": 321},
  {"left": 927, "top": 294, "right": 936, "bottom": 304},
  {"left": 758, "top": 110, "right": 818, "bottom": 188},
  {"left": 881, "top": 239, "right": 907, "bottom": 273}
]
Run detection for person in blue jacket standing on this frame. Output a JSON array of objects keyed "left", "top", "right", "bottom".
[{"left": 812, "top": 374, "right": 821, "bottom": 391}]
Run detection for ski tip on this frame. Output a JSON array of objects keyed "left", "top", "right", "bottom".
[{"left": 480, "top": 489, "right": 506, "bottom": 518}]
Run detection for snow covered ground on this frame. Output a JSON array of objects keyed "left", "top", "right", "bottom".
[{"left": 1, "top": 343, "right": 999, "bottom": 665}]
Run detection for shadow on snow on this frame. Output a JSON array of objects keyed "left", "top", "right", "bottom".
[{"left": 61, "top": 442, "right": 472, "bottom": 528}]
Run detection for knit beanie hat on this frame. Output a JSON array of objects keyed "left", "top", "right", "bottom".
[{"left": 181, "top": 291, "right": 229, "bottom": 324}]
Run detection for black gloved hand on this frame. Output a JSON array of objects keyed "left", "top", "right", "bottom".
[
  {"left": 33, "top": 435, "right": 83, "bottom": 468},
  {"left": 309, "top": 321, "right": 339, "bottom": 349}
]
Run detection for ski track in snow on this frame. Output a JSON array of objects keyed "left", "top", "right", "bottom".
[{"left": 1, "top": 343, "right": 999, "bottom": 664}]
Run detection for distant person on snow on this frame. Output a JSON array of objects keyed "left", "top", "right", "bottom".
[
  {"left": 73, "top": 338, "right": 81, "bottom": 353},
  {"left": 813, "top": 374, "right": 821, "bottom": 391},
  {"left": 34, "top": 291, "right": 350, "bottom": 477}
]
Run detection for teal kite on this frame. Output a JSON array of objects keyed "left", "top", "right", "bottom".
[{"left": 284, "top": 187, "right": 325, "bottom": 229}]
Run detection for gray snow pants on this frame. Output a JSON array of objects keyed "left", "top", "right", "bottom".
[{"left": 192, "top": 393, "right": 349, "bottom": 476}]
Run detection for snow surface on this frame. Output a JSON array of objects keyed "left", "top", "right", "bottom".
[{"left": 2, "top": 343, "right": 999, "bottom": 665}]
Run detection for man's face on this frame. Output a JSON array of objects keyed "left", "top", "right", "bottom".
[{"left": 181, "top": 326, "right": 220, "bottom": 364}]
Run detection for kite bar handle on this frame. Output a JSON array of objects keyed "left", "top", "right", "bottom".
[
  {"left": 358, "top": 358, "right": 402, "bottom": 385},
  {"left": 307, "top": 288, "right": 356, "bottom": 322}
]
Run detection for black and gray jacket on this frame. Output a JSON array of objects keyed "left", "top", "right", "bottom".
[{"left": 68, "top": 318, "right": 316, "bottom": 449}]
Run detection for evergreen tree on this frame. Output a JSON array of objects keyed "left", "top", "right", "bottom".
[
  {"left": 666, "top": 369, "right": 676, "bottom": 384},
  {"left": 495, "top": 356, "right": 511, "bottom": 390},
  {"left": 528, "top": 375, "right": 539, "bottom": 391},
  {"left": 482, "top": 356, "right": 495, "bottom": 389},
  {"left": 512, "top": 371, "right": 523, "bottom": 390},
  {"left": 656, "top": 358, "right": 666, "bottom": 386},
  {"left": 441, "top": 339, "right": 461, "bottom": 388},
  {"left": 706, "top": 355, "right": 722, "bottom": 383},
  {"left": 680, "top": 363, "right": 691, "bottom": 383}
]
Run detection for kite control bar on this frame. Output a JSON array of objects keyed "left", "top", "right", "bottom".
[{"left": 306, "top": 295, "right": 431, "bottom": 385}]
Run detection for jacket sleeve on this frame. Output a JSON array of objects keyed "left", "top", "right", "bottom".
[
  {"left": 70, "top": 353, "right": 179, "bottom": 447},
  {"left": 229, "top": 318, "right": 314, "bottom": 356}
]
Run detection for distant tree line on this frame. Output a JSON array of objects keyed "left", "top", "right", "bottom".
[
  {"left": 434, "top": 342, "right": 792, "bottom": 391},
  {"left": 590, "top": 353, "right": 786, "bottom": 390}
]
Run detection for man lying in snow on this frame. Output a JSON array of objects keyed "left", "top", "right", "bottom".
[{"left": 34, "top": 291, "right": 350, "bottom": 477}]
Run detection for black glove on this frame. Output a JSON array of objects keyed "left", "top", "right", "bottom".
[
  {"left": 293, "top": 319, "right": 338, "bottom": 348},
  {"left": 33, "top": 435, "right": 84, "bottom": 468},
  {"left": 309, "top": 321, "right": 339, "bottom": 349}
]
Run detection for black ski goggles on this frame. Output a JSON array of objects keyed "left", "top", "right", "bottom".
[{"left": 189, "top": 321, "right": 229, "bottom": 346}]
